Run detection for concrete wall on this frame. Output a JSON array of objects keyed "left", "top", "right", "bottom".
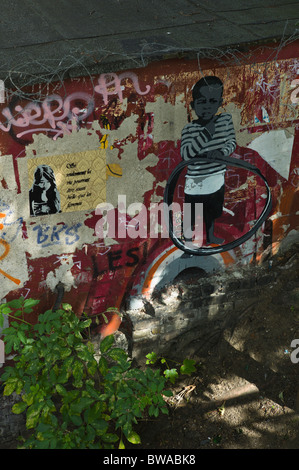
[{"left": 0, "top": 40, "right": 298, "bottom": 340}]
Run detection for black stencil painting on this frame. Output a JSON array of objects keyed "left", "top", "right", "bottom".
[
  {"left": 164, "top": 75, "right": 272, "bottom": 256},
  {"left": 180, "top": 76, "right": 236, "bottom": 245},
  {"left": 29, "top": 165, "right": 61, "bottom": 216}
]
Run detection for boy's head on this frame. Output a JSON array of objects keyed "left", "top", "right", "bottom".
[{"left": 191, "top": 76, "right": 223, "bottom": 122}]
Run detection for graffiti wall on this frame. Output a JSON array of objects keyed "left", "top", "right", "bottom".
[{"left": 0, "top": 40, "right": 298, "bottom": 334}]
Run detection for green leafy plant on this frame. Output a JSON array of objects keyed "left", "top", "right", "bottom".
[
  {"left": 145, "top": 352, "right": 197, "bottom": 384},
  {"left": 0, "top": 298, "right": 174, "bottom": 449}
]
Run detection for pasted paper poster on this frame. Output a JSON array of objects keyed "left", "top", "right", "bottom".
[{"left": 28, "top": 149, "right": 106, "bottom": 215}]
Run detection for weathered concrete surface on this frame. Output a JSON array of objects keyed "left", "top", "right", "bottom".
[{"left": 0, "top": 0, "right": 298, "bottom": 84}]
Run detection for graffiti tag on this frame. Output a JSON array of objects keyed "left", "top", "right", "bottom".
[
  {"left": 0, "top": 72, "right": 151, "bottom": 140},
  {"left": 33, "top": 222, "right": 82, "bottom": 248},
  {"left": 1, "top": 92, "right": 94, "bottom": 140},
  {"left": 94, "top": 72, "right": 150, "bottom": 105},
  {"left": 0, "top": 213, "right": 21, "bottom": 285}
]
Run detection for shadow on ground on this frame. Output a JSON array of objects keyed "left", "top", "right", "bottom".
[{"left": 130, "top": 244, "right": 299, "bottom": 449}]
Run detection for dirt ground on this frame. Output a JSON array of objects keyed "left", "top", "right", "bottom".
[{"left": 130, "top": 244, "right": 299, "bottom": 450}]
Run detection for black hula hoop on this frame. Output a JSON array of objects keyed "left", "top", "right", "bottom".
[{"left": 163, "top": 156, "right": 272, "bottom": 256}]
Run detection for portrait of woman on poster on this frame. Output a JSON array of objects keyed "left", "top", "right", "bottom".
[{"left": 29, "top": 165, "right": 61, "bottom": 216}]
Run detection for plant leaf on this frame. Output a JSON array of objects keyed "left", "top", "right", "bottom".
[
  {"left": 100, "top": 335, "right": 114, "bottom": 353},
  {"left": 145, "top": 352, "right": 158, "bottom": 364},
  {"left": 163, "top": 368, "right": 178, "bottom": 384},
  {"left": 118, "top": 438, "right": 126, "bottom": 449},
  {"left": 101, "top": 433, "right": 119, "bottom": 443},
  {"left": 127, "top": 431, "right": 141, "bottom": 445},
  {"left": 180, "top": 359, "right": 196, "bottom": 375},
  {"left": 8, "top": 298, "right": 24, "bottom": 309},
  {"left": 98, "top": 356, "right": 108, "bottom": 376},
  {"left": 70, "top": 414, "right": 83, "bottom": 426},
  {"left": 24, "top": 299, "right": 40, "bottom": 309},
  {"left": 17, "top": 331, "right": 27, "bottom": 344},
  {"left": 12, "top": 401, "right": 28, "bottom": 414},
  {"left": 107, "top": 348, "right": 128, "bottom": 362},
  {"left": 55, "top": 384, "right": 67, "bottom": 396},
  {"left": 3, "top": 380, "right": 17, "bottom": 396},
  {"left": 26, "top": 402, "right": 43, "bottom": 429}
]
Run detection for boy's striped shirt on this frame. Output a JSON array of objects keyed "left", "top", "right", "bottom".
[{"left": 180, "top": 112, "right": 236, "bottom": 178}]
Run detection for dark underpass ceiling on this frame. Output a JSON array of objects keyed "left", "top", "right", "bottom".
[{"left": 0, "top": 0, "right": 298, "bottom": 85}]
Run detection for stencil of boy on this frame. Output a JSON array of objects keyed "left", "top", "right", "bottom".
[{"left": 180, "top": 76, "right": 236, "bottom": 245}]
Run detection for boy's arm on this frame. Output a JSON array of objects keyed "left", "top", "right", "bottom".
[
  {"left": 180, "top": 123, "right": 212, "bottom": 160},
  {"left": 207, "top": 151, "right": 259, "bottom": 173},
  {"left": 206, "top": 114, "right": 236, "bottom": 161},
  {"left": 219, "top": 114, "right": 236, "bottom": 157}
]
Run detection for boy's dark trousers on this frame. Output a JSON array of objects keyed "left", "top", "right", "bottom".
[{"left": 183, "top": 185, "right": 225, "bottom": 241}]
